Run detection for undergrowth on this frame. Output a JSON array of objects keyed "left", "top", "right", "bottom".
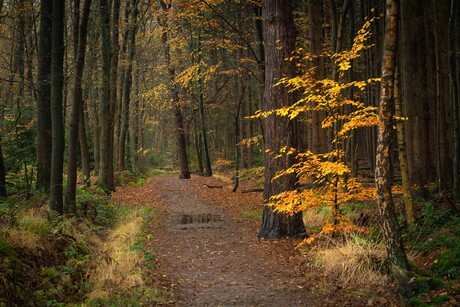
[{"left": 0, "top": 170, "right": 171, "bottom": 306}]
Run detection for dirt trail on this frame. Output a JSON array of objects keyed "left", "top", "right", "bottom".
[
  {"left": 113, "top": 173, "right": 395, "bottom": 306},
  {"left": 144, "top": 174, "right": 319, "bottom": 306}
]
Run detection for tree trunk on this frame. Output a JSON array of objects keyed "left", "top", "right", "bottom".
[
  {"left": 197, "top": 30, "right": 212, "bottom": 177},
  {"left": 36, "top": 0, "right": 53, "bottom": 192},
  {"left": 159, "top": 0, "right": 190, "bottom": 179},
  {"left": 0, "top": 138, "right": 6, "bottom": 197},
  {"left": 132, "top": 67, "right": 140, "bottom": 172},
  {"left": 395, "top": 67, "right": 415, "bottom": 229},
  {"left": 308, "top": 0, "right": 328, "bottom": 154},
  {"left": 97, "top": 0, "right": 115, "bottom": 192},
  {"left": 258, "top": 0, "right": 304, "bottom": 239},
  {"left": 50, "top": 0, "right": 65, "bottom": 214},
  {"left": 79, "top": 100, "right": 91, "bottom": 187},
  {"left": 118, "top": 0, "right": 138, "bottom": 171},
  {"left": 109, "top": 0, "right": 120, "bottom": 177},
  {"left": 432, "top": 0, "right": 453, "bottom": 192},
  {"left": 376, "top": 0, "right": 411, "bottom": 301},
  {"left": 65, "top": 0, "right": 92, "bottom": 213},
  {"left": 449, "top": 0, "right": 460, "bottom": 197}
]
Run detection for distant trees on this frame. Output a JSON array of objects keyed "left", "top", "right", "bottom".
[{"left": 0, "top": 0, "right": 458, "bottom": 250}]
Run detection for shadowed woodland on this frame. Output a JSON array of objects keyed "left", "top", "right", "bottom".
[{"left": 0, "top": 0, "right": 460, "bottom": 305}]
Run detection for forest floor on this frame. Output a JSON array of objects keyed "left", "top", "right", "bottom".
[{"left": 112, "top": 173, "right": 399, "bottom": 306}]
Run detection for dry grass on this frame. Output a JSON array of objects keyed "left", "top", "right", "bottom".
[
  {"left": 7, "top": 229, "right": 50, "bottom": 254},
  {"left": 312, "top": 235, "right": 390, "bottom": 287},
  {"left": 88, "top": 208, "right": 146, "bottom": 301},
  {"left": 302, "top": 209, "right": 325, "bottom": 230}
]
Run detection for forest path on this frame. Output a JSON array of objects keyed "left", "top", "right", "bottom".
[
  {"left": 146, "top": 174, "right": 316, "bottom": 306},
  {"left": 112, "top": 173, "right": 380, "bottom": 306}
]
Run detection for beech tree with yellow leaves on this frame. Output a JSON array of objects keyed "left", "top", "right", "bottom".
[{"left": 255, "top": 15, "right": 379, "bottom": 243}]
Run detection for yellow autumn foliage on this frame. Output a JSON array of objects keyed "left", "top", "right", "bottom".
[{"left": 256, "top": 16, "right": 380, "bottom": 244}]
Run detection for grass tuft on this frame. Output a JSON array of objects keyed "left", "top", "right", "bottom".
[{"left": 312, "top": 234, "right": 390, "bottom": 287}]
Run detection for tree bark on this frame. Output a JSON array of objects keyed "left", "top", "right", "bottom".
[
  {"left": 65, "top": 0, "right": 92, "bottom": 213},
  {"left": 0, "top": 138, "right": 6, "bottom": 197},
  {"left": 50, "top": 0, "right": 65, "bottom": 214},
  {"left": 118, "top": 0, "right": 138, "bottom": 171},
  {"left": 395, "top": 67, "right": 415, "bottom": 229},
  {"left": 159, "top": 0, "right": 190, "bottom": 179},
  {"left": 449, "top": 0, "right": 460, "bottom": 197},
  {"left": 376, "top": 0, "right": 411, "bottom": 300},
  {"left": 79, "top": 100, "right": 91, "bottom": 187},
  {"left": 36, "top": 0, "right": 53, "bottom": 192},
  {"left": 197, "top": 30, "right": 212, "bottom": 177},
  {"left": 97, "top": 0, "right": 115, "bottom": 192},
  {"left": 258, "top": 0, "right": 304, "bottom": 239}
]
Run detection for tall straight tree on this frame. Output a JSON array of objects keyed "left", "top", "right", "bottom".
[
  {"left": 65, "top": 0, "right": 92, "bottom": 214},
  {"left": 118, "top": 0, "right": 139, "bottom": 171},
  {"left": 258, "top": 0, "right": 304, "bottom": 239},
  {"left": 0, "top": 139, "right": 6, "bottom": 197},
  {"left": 449, "top": 0, "right": 459, "bottom": 197},
  {"left": 158, "top": 0, "right": 190, "bottom": 179},
  {"left": 36, "top": 0, "right": 53, "bottom": 192},
  {"left": 376, "top": 0, "right": 411, "bottom": 299},
  {"left": 50, "top": 0, "right": 65, "bottom": 214},
  {"left": 97, "top": 0, "right": 115, "bottom": 191}
]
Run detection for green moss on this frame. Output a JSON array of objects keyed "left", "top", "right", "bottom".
[
  {"left": 431, "top": 294, "right": 449, "bottom": 305},
  {"left": 406, "top": 296, "right": 422, "bottom": 306}
]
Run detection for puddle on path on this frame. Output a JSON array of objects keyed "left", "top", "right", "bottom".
[{"left": 171, "top": 213, "right": 224, "bottom": 230}]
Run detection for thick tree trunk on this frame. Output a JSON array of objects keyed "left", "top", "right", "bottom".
[
  {"left": 65, "top": 0, "right": 92, "bottom": 213},
  {"left": 36, "top": 0, "right": 53, "bottom": 192},
  {"left": 97, "top": 0, "right": 115, "bottom": 192},
  {"left": 258, "top": 0, "right": 304, "bottom": 239},
  {"left": 376, "top": 0, "right": 411, "bottom": 301},
  {"left": 50, "top": 0, "right": 65, "bottom": 214}
]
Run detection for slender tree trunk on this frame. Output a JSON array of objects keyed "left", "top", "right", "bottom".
[
  {"left": 258, "top": 0, "right": 304, "bottom": 239},
  {"left": 376, "top": 0, "right": 411, "bottom": 301},
  {"left": 159, "top": 0, "right": 190, "bottom": 179},
  {"left": 109, "top": 0, "right": 120, "bottom": 178},
  {"left": 79, "top": 100, "right": 91, "bottom": 187},
  {"left": 36, "top": 0, "right": 53, "bottom": 192},
  {"left": 308, "top": 0, "right": 328, "bottom": 154},
  {"left": 132, "top": 67, "right": 140, "bottom": 171},
  {"left": 395, "top": 67, "right": 415, "bottom": 229},
  {"left": 197, "top": 32, "right": 212, "bottom": 177},
  {"left": 65, "top": 0, "right": 92, "bottom": 213},
  {"left": 449, "top": 0, "right": 460, "bottom": 197},
  {"left": 50, "top": 0, "right": 65, "bottom": 214},
  {"left": 97, "top": 0, "right": 115, "bottom": 191},
  {"left": 118, "top": 0, "right": 138, "bottom": 171},
  {"left": 0, "top": 138, "right": 6, "bottom": 197}
]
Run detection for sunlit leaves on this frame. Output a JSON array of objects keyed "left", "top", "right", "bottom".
[{"left": 258, "top": 17, "right": 380, "bottom": 245}]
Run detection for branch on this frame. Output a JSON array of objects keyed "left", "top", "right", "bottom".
[{"left": 199, "top": 0, "right": 261, "bottom": 65}]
